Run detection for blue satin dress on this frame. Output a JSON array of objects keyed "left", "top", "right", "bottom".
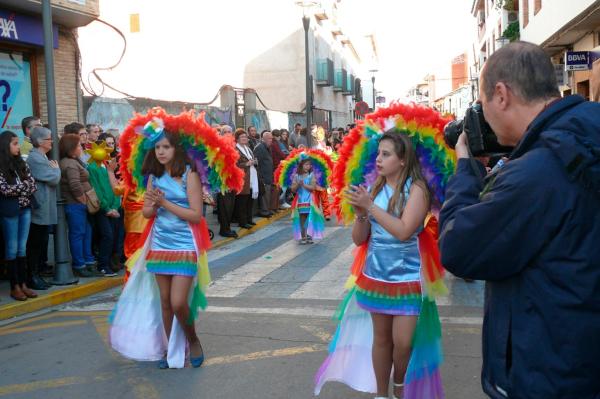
[
  {"left": 355, "top": 178, "right": 423, "bottom": 315},
  {"left": 296, "top": 173, "right": 313, "bottom": 214},
  {"left": 146, "top": 166, "right": 197, "bottom": 276}
]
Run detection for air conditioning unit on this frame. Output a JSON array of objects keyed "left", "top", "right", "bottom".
[{"left": 507, "top": 11, "right": 518, "bottom": 23}]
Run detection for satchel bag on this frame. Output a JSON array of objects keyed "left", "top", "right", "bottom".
[{"left": 84, "top": 188, "right": 100, "bottom": 214}]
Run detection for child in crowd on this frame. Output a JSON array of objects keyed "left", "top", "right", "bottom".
[{"left": 290, "top": 158, "right": 324, "bottom": 244}]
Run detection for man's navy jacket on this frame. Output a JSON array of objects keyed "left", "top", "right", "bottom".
[{"left": 439, "top": 96, "right": 600, "bottom": 399}]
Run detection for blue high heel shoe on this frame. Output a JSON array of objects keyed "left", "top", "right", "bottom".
[
  {"left": 157, "top": 358, "right": 168, "bottom": 369},
  {"left": 190, "top": 353, "right": 204, "bottom": 368}
]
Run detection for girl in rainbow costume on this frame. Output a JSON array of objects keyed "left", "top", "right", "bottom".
[
  {"left": 315, "top": 103, "right": 455, "bottom": 399},
  {"left": 274, "top": 148, "right": 333, "bottom": 244},
  {"left": 109, "top": 108, "right": 243, "bottom": 369}
]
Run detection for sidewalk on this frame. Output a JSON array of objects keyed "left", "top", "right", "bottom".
[{"left": 0, "top": 206, "right": 291, "bottom": 321}]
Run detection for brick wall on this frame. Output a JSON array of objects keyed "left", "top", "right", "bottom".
[{"left": 36, "top": 27, "right": 81, "bottom": 130}]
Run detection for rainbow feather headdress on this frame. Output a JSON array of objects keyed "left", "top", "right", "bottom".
[
  {"left": 332, "top": 102, "right": 456, "bottom": 224},
  {"left": 274, "top": 148, "right": 334, "bottom": 190},
  {"left": 119, "top": 107, "right": 244, "bottom": 194}
]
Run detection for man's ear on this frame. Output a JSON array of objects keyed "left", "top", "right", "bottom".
[{"left": 495, "top": 82, "right": 510, "bottom": 110}]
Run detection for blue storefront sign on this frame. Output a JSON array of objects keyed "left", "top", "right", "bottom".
[
  {"left": 0, "top": 9, "right": 58, "bottom": 48},
  {"left": 565, "top": 51, "right": 598, "bottom": 71}
]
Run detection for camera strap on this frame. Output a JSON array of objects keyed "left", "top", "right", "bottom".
[{"left": 466, "top": 147, "right": 486, "bottom": 182}]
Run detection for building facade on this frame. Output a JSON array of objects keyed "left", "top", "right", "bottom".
[
  {"left": 77, "top": 0, "right": 376, "bottom": 131},
  {"left": 469, "top": 0, "right": 600, "bottom": 101},
  {"left": 470, "top": 0, "right": 520, "bottom": 93},
  {"left": 0, "top": 0, "right": 98, "bottom": 140},
  {"left": 519, "top": 0, "right": 600, "bottom": 100}
]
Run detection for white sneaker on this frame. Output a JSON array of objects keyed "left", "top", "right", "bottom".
[{"left": 280, "top": 203, "right": 291, "bottom": 209}]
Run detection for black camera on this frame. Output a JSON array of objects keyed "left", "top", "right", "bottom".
[{"left": 444, "top": 103, "right": 513, "bottom": 156}]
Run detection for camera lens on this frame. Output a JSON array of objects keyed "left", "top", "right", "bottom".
[{"left": 443, "top": 120, "right": 464, "bottom": 149}]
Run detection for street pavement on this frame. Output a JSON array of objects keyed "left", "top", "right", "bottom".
[{"left": 0, "top": 218, "right": 487, "bottom": 399}]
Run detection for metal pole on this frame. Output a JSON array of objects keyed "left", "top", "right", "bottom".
[
  {"left": 371, "top": 75, "right": 376, "bottom": 110},
  {"left": 303, "top": 15, "right": 312, "bottom": 148},
  {"left": 42, "top": 0, "right": 78, "bottom": 285}
]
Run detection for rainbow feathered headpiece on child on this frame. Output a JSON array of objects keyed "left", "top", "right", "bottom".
[
  {"left": 332, "top": 102, "right": 456, "bottom": 225},
  {"left": 274, "top": 148, "right": 334, "bottom": 190},
  {"left": 119, "top": 107, "right": 244, "bottom": 194}
]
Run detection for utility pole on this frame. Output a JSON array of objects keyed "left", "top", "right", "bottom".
[{"left": 42, "top": 0, "right": 78, "bottom": 285}]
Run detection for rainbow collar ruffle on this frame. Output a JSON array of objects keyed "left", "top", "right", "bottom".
[
  {"left": 331, "top": 103, "right": 455, "bottom": 224},
  {"left": 119, "top": 107, "right": 244, "bottom": 195},
  {"left": 274, "top": 148, "right": 334, "bottom": 190}
]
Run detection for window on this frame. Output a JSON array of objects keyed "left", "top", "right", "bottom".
[
  {"left": 316, "top": 58, "right": 334, "bottom": 86},
  {"left": 334, "top": 69, "right": 343, "bottom": 92}
]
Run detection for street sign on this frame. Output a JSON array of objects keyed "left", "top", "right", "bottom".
[
  {"left": 565, "top": 51, "right": 592, "bottom": 71},
  {"left": 376, "top": 96, "right": 386, "bottom": 104}
]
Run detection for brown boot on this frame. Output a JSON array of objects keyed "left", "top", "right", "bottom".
[
  {"left": 10, "top": 285, "right": 27, "bottom": 301},
  {"left": 20, "top": 284, "right": 38, "bottom": 298},
  {"left": 8, "top": 259, "right": 26, "bottom": 300}
]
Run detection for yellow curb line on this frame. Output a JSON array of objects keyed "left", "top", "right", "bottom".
[{"left": 0, "top": 210, "right": 291, "bottom": 322}]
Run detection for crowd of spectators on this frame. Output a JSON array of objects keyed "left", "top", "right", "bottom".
[{"left": 0, "top": 116, "right": 353, "bottom": 300}]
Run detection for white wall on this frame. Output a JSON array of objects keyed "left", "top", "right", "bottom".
[{"left": 520, "top": 0, "right": 598, "bottom": 45}]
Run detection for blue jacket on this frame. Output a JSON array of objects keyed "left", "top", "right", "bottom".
[{"left": 439, "top": 96, "right": 600, "bottom": 399}]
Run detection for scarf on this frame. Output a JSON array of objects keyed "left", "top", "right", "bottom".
[{"left": 237, "top": 143, "right": 259, "bottom": 199}]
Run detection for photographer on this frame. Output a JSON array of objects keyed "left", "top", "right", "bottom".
[{"left": 439, "top": 42, "right": 600, "bottom": 398}]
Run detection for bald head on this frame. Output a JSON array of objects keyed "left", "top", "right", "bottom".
[{"left": 482, "top": 41, "right": 559, "bottom": 103}]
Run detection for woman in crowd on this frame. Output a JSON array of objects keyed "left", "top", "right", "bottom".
[
  {"left": 59, "top": 133, "right": 97, "bottom": 278},
  {"left": 233, "top": 128, "right": 258, "bottom": 229},
  {"left": 279, "top": 129, "right": 290, "bottom": 156},
  {"left": 25, "top": 127, "right": 61, "bottom": 290},
  {"left": 87, "top": 137, "right": 121, "bottom": 277},
  {"left": 0, "top": 131, "right": 37, "bottom": 300},
  {"left": 98, "top": 131, "right": 125, "bottom": 272},
  {"left": 270, "top": 129, "right": 286, "bottom": 213}
]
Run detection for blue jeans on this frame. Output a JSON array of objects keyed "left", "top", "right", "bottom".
[
  {"left": 0, "top": 208, "right": 31, "bottom": 260},
  {"left": 64, "top": 203, "right": 95, "bottom": 269}
]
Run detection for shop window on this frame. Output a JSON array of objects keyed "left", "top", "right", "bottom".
[{"left": 0, "top": 51, "right": 34, "bottom": 141}]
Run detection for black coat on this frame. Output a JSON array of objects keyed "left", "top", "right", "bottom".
[
  {"left": 253, "top": 142, "right": 273, "bottom": 185},
  {"left": 439, "top": 96, "right": 600, "bottom": 398}
]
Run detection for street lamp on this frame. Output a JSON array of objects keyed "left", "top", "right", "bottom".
[
  {"left": 296, "top": 0, "right": 317, "bottom": 147},
  {"left": 369, "top": 69, "right": 378, "bottom": 110}
]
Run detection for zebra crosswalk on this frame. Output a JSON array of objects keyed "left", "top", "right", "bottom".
[{"left": 207, "top": 224, "right": 485, "bottom": 309}]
